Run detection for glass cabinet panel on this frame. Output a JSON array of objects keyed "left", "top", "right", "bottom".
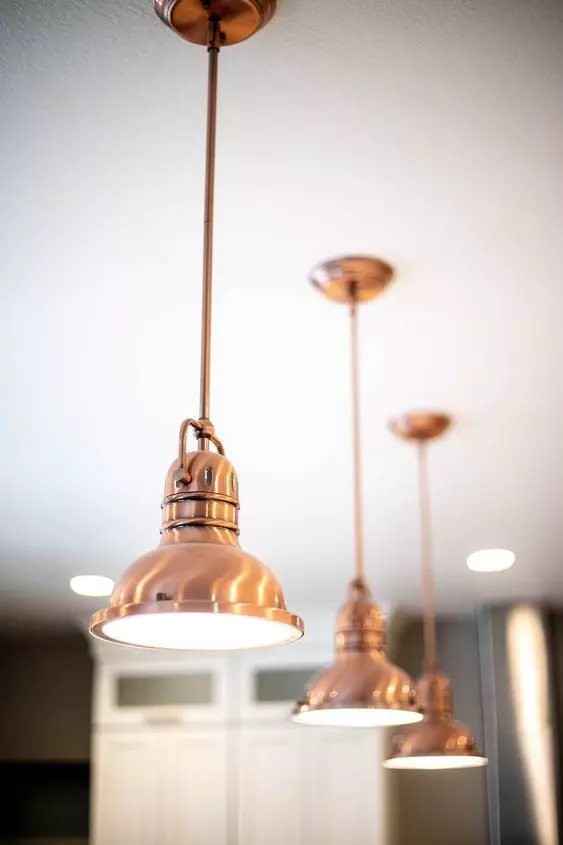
[
  {"left": 254, "top": 667, "right": 323, "bottom": 703},
  {"left": 117, "top": 673, "right": 213, "bottom": 708}
]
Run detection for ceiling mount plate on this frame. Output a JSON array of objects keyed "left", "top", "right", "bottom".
[
  {"left": 154, "top": 0, "right": 276, "bottom": 46},
  {"left": 310, "top": 256, "right": 395, "bottom": 305},
  {"left": 389, "top": 412, "right": 452, "bottom": 442}
]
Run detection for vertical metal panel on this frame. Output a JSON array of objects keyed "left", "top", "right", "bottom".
[{"left": 478, "top": 605, "right": 561, "bottom": 845}]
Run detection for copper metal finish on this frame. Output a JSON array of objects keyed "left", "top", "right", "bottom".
[
  {"left": 384, "top": 672, "right": 485, "bottom": 767},
  {"left": 293, "top": 580, "right": 419, "bottom": 720},
  {"left": 389, "top": 412, "right": 451, "bottom": 442},
  {"left": 177, "top": 418, "right": 225, "bottom": 485},
  {"left": 91, "top": 446, "right": 304, "bottom": 646},
  {"left": 350, "top": 299, "right": 365, "bottom": 581},
  {"left": 154, "top": 0, "right": 276, "bottom": 46},
  {"left": 390, "top": 412, "right": 452, "bottom": 671},
  {"left": 385, "top": 412, "right": 486, "bottom": 767},
  {"left": 199, "top": 17, "right": 220, "bottom": 442},
  {"left": 310, "top": 256, "right": 394, "bottom": 304},
  {"left": 90, "top": 2, "right": 303, "bottom": 649},
  {"left": 392, "top": 411, "right": 442, "bottom": 674},
  {"left": 417, "top": 437, "right": 437, "bottom": 671},
  {"left": 293, "top": 262, "right": 420, "bottom": 725}
]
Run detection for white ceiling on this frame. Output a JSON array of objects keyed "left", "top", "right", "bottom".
[{"left": 2, "top": 0, "right": 563, "bottom": 630}]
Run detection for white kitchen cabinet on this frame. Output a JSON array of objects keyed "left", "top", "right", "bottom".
[
  {"left": 92, "top": 729, "right": 228, "bottom": 845},
  {"left": 165, "top": 729, "right": 229, "bottom": 845},
  {"left": 92, "top": 731, "right": 162, "bottom": 845},
  {"left": 238, "top": 726, "right": 307, "bottom": 845},
  {"left": 236, "top": 724, "right": 384, "bottom": 845},
  {"left": 91, "top": 645, "right": 387, "bottom": 844},
  {"left": 93, "top": 655, "right": 231, "bottom": 727},
  {"left": 309, "top": 728, "right": 384, "bottom": 844},
  {"left": 237, "top": 642, "right": 331, "bottom": 722}
]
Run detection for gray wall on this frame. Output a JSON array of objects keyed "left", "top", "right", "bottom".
[
  {"left": 0, "top": 632, "right": 93, "bottom": 761},
  {"left": 387, "top": 615, "right": 489, "bottom": 845}
]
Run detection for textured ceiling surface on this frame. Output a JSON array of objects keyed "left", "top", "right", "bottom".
[{"left": 1, "top": 0, "right": 563, "bottom": 628}]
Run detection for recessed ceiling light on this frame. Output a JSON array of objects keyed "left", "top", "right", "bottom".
[
  {"left": 70, "top": 575, "right": 115, "bottom": 597},
  {"left": 466, "top": 549, "right": 515, "bottom": 573}
]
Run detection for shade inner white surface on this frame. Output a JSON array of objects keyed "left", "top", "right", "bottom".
[
  {"left": 384, "top": 755, "right": 488, "bottom": 770},
  {"left": 100, "top": 612, "right": 302, "bottom": 650},
  {"left": 293, "top": 708, "right": 423, "bottom": 727}
]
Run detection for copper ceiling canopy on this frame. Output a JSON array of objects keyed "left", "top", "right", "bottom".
[{"left": 154, "top": 0, "right": 275, "bottom": 45}]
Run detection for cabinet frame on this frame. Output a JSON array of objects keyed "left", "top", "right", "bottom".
[{"left": 93, "top": 654, "right": 233, "bottom": 727}]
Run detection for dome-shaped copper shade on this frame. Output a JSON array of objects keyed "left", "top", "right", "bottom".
[
  {"left": 384, "top": 672, "right": 487, "bottom": 769},
  {"left": 90, "top": 450, "right": 303, "bottom": 650},
  {"left": 292, "top": 580, "right": 421, "bottom": 726}
]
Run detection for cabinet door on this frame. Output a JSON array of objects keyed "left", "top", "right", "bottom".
[
  {"left": 308, "top": 729, "right": 384, "bottom": 845},
  {"left": 165, "top": 729, "right": 229, "bottom": 845},
  {"left": 91, "top": 732, "right": 163, "bottom": 845},
  {"left": 94, "top": 656, "right": 231, "bottom": 727},
  {"left": 238, "top": 645, "right": 331, "bottom": 722},
  {"left": 238, "top": 726, "right": 306, "bottom": 845}
]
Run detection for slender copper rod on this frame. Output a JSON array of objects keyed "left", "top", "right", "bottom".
[
  {"left": 199, "top": 17, "right": 221, "bottom": 450},
  {"left": 417, "top": 440, "right": 437, "bottom": 673},
  {"left": 349, "top": 296, "right": 365, "bottom": 582}
]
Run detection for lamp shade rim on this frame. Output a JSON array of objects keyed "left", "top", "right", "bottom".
[
  {"left": 292, "top": 702, "right": 423, "bottom": 722},
  {"left": 383, "top": 752, "right": 488, "bottom": 770},
  {"left": 292, "top": 701, "right": 422, "bottom": 714},
  {"left": 292, "top": 704, "right": 423, "bottom": 727},
  {"left": 90, "top": 600, "right": 304, "bottom": 650}
]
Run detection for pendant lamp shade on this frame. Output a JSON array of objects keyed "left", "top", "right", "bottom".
[
  {"left": 383, "top": 673, "right": 487, "bottom": 769},
  {"left": 293, "top": 580, "right": 421, "bottom": 726},
  {"left": 90, "top": 2, "right": 303, "bottom": 651},
  {"left": 91, "top": 446, "right": 303, "bottom": 650},
  {"left": 292, "top": 258, "right": 419, "bottom": 727},
  {"left": 384, "top": 413, "right": 487, "bottom": 768}
]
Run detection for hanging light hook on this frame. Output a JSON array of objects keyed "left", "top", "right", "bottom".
[{"left": 175, "top": 417, "right": 226, "bottom": 487}]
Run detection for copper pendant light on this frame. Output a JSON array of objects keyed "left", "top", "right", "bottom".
[
  {"left": 383, "top": 413, "right": 487, "bottom": 768},
  {"left": 90, "top": 0, "right": 303, "bottom": 651},
  {"left": 292, "top": 258, "right": 421, "bottom": 727}
]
